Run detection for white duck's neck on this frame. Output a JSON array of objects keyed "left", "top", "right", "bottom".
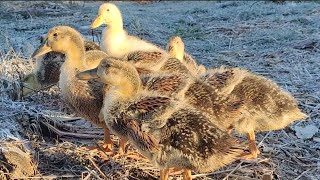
[{"left": 107, "top": 18, "right": 124, "bottom": 33}]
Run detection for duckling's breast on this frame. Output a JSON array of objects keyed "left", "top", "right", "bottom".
[{"left": 63, "top": 78, "right": 106, "bottom": 127}]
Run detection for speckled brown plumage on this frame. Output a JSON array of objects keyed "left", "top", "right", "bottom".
[
  {"left": 159, "top": 58, "right": 191, "bottom": 75},
  {"left": 125, "top": 49, "right": 193, "bottom": 76},
  {"left": 200, "top": 66, "right": 306, "bottom": 133},
  {"left": 82, "top": 58, "right": 243, "bottom": 179},
  {"left": 141, "top": 72, "right": 245, "bottom": 131},
  {"left": 200, "top": 66, "right": 306, "bottom": 159}
]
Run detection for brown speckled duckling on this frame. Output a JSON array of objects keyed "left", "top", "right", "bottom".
[
  {"left": 22, "top": 40, "right": 101, "bottom": 96},
  {"left": 77, "top": 58, "right": 243, "bottom": 180},
  {"left": 30, "top": 26, "right": 120, "bottom": 155},
  {"left": 140, "top": 71, "right": 245, "bottom": 131},
  {"left": 200, "top": 66, "right": 307, "bottom": 159}
]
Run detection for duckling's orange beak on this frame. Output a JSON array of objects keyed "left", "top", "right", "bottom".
[
  {"left": 76, "top": 67, "right": 99, "bottom": 80},
  {"left": 91, "top": 15, "right": 104, "bottom": 29},
  {"left": 31, "top": 39, "right": 52, "bottom": 59}
]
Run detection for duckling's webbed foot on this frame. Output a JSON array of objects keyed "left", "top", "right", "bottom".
[
  {"left": 103, "top": 127, "right": 113, "bottom": 152},
  {"left": 118, "top": 137, "right": 128, "bottom": 155},
  {"left": 183, "top": 169, "right": 192, "bottom": 180},
  {"left": 239, "top": 131, "right": 260, "bottom": 160},
  {"left": 86, "top": 128, "right": 114, "bottom": 160},
  {"left": 160, "top": 168, "right": 169, "bottom": 180}
]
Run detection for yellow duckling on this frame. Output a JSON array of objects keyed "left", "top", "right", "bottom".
[
  {"left": 167, "top": 36, "right": 206, "bottom": 76},
  {"left": 30, "top": 26, "right": 120, "bottom": 155},
  {"left": 200, "top": 66, "right": 307, "bottom": 159},
  {"left": 22, "top": 40, "right": 101, "bottom": 96},
  {"left": 91, "top": 3, "right": 164, "bottom": 59},
  {"left": 77, "top": 58, "right": 243, "bottom": 180}
]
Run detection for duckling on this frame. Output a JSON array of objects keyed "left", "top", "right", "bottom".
[
  {"left": 167, "top": 36, "right": 206, "bottom": 76},
  {"left": 126, "top": 50, "right": 191, "bottom": 75},
  {"left": 124, "top": 36, "right": 205, "bottom": 76},
  {"left": 91, "top": 3, "right": 165, "bottom": 59},
  {"left": 30, "top": 26, "right": 120, "bottom": 155},
  {"left": 200, "top": 66, "right": 307, "bottom": 159},
  {"left": 77, "top": 58, "right": 243, "bottom": 180},
  {"left": 22, "top": 40, "right": 101, "bottom": 96}
]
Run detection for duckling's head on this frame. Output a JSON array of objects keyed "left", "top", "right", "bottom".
[
  {"left": 167, "top": 36, "right": 185, "bottom": 62},
  {"left": 32, "top": 26, "right": 84, "bottom": 59},
  {"left": 77, "top": 57, "right": 141, "bottom": 96},
  {"left": 91, "top": 3, "right": 123, "bottom": 29}
]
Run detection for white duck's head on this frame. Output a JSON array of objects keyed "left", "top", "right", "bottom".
[
  {"left": 167, "top": 36, "right": 185, "bottom": 62},
  {"left": 91, "top": 3, "right": 123, "bottom": 29}
]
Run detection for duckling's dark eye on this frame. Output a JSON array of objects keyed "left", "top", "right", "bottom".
[
  {"left": 104, "top": 63, "right": 111, "bottom": 69},
  {"left": 53, "top": 33, "right": 58, "bottom": 37},
  {"left": 106, "top": 9, "right": 109, "bottom": 12}
]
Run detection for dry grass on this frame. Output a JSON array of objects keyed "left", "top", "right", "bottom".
[{"left": 0, "top": 1, "right": 319, "bottom": 179}]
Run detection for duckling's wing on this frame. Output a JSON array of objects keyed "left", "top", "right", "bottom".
[
  {"left": 183, "top": 53, "right": 199, "bottom": 75},
  {"left": 160, "top": 58, "right": 191, "bottom": 74},
  {"left": 127, "top": 51, "right": 165, "bottom": 65},
  {"left": 160, "top": 108, "right": 243, "bottom": 172},
  {"left": 201, "top": 68, "right": 234, "bottom": 89},
  {"left": 200, "top": 67, "right": 247, "bottom": 95},
  {"left": 127, "top": 96, "right": 171, "bottom": 121},
  {"left": 84, "top": 40, "right": 101, "bottom": 51},
  {"left": 124, "top": 117, "right": 159, "bottom": 152},
  {"left": 144, "top": 74, "right": 186, "bottom": 95}
]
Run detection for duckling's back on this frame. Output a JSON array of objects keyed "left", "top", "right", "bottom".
[
  {"left": 113, "top": 92, "right": 243, "bottom": 172},
  {"left": 157, "top": 107, "right": 243, "bottom": 173},
  {"left": 231, "top": 74, "right": 307, "bottom": 132}
]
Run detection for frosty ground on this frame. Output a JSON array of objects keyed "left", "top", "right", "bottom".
[{"left": 0, "top": 1, "right": 319, "bottom": 179}]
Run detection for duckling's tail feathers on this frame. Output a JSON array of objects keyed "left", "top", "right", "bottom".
[
  {"left": 286, "top": 108, "right": 308, "bottom": 122},
  {"left": 199, "top": 139, "right": 245, "bottom": 173}
]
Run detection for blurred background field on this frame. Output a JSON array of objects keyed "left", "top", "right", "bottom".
[{"left": 0, "top": 1, "right": 319, "bottom": 179}]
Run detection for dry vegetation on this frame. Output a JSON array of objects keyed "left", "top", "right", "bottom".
[{"left": 0, "top": 1, "right": 319, "bottom": 179}]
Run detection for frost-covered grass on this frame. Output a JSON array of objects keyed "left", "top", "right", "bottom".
[{"left": 0, "top": 1, "right": 319, "bottom": 179}]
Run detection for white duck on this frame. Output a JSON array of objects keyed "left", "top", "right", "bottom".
[{"left": 91, "top": 3, "right": 165, "bottom": 59}]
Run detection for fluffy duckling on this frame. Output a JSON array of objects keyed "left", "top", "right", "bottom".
[
  {"left": 77, "top": 58, "right": 243, "bottom": 180},
  {"left": 91, "top": 3, "right": 164, "bottom": 59},
  {"left": 124, "top": 36, "right": 206, "bottom": 76},
  {"left": 167, "top": 36, "right": 206, "bottom": 76},
  {"left": 22, "top": 40, "right": 101, "bottom": 96},
  {"left": 31, "top": 26, "right": 118, "bottom": 154},
  {"left": 140, "top": 72, "right": 245, "bottom": 132},
  {"left": 200, "top": 66, "right": 307, "bottom": 159},
  {"left": 126, "top": 50, "right": 191, "bottom": 75}
]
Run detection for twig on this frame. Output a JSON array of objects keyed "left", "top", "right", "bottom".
[
  {"left": 293, "top": 168, "right": 312, "bottom": 180},
  {"left": 222, "top": 162, "right": 242, "bottom": 180},
  {"left": 41, "top": 121, "right": 103, "bottom": 139},
  {"left": 88, "top": 157, "right": 107, "bottom": 179}
]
